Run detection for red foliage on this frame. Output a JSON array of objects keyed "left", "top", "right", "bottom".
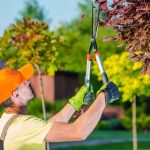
[
  {"left": 103, "top": 0, "right": 150, "bottom": 75},
  {"left": 95, "top": 0, "right": 107, "bottom": 10}
]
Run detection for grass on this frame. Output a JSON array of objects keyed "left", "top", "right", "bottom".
[
  {"left": 51, "top": 130, "right": 150, "bottom": 150},
  {"left": 53, "top": 142, "right": 150, "bottom": 150},
  {"left": 88, "top": 130, "right": 150, "bottom": 139}
]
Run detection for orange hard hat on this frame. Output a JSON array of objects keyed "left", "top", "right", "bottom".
[{"left": 0, "top": 64, "right": 34, "bottom": 104}]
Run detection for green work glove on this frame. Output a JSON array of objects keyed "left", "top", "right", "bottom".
[
  {"left": 84, "top": 84, "right": 95, "bottom": 105},
  {"left": 97, "top": 81, "right": 120, "bottom": 104},
  {"left": 69, "top": 85, "right": 94, "bottom": 111}
]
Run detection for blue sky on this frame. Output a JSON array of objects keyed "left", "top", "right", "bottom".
[{"left": 0, "top": 0, "right": 81, "bottom": 36}]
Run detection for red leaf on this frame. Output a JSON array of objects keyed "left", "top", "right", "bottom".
[
  {"left": 100, "top": 3, "right": 107, "bottom": 10},
  {"left": 117, "top": 42, "right": 124, "bottom": 47},
  {"left": 78, "top": 14, "right": 86, "bottom": 23},
  {"left": 116, "top": 34, "right": 122, "bottom": 40},
  {"left": 102, "top": 36, "right": 115, "bottom": 42},
  {"left": 95, "top": 0, "right": 106, "bottom": 3},
  {"left": 80, "top": 14, "right": 85, "bottom": 20},
  {"left": 95, "top": 0, "right": 107, "bottom": 10}
]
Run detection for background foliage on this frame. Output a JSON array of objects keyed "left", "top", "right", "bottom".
[
  {"left": 104, "top": 0, "right": 150, "bottom": 75},
  {"left": 0, "top": 18, "right": 65, "bottom": 75},
  {"left": 93, "top": 52, "right": 150, "bottom": 101}
]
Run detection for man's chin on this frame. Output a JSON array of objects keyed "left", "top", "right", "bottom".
[{"left": 27, "top": 95, "right": 35, "bottom": 103}]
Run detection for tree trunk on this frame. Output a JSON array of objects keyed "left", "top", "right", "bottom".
[
  {"left": 34, "top": 64, "right": 50, "bottom": 150},
  {"left": 34, "top": 64, "right": 47, "bottom": 120},
  {"left": 132, "top": 94, "right": 138, "bottom": 150}
]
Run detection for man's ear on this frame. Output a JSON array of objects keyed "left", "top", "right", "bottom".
[{"left": 11, "top": 90, "right": 19, "bottom": 98}]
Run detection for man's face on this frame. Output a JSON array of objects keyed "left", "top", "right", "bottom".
[{"left": 12, "top": 80, "right": 34, "bottom": 106}]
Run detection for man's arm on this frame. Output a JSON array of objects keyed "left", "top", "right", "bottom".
[
  {"left": 48, "top": 85, "right": 91, "bottom": 123},
  {"left": 48, "top": 103, "right": 75, "bottom": 123},
  {"left": 45, "top": 92, "right": 106, "bottom": 142}
]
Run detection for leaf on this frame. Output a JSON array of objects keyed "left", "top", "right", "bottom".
[
  {"left": 78, "top": 14, "right": 86, "bottom": 23},
  {"left": 95, "top": 0, "right": 106, "bottom": 3},
  {"left": 102, "top": 36, "right": 115, "bottom": 42},
  {"left": 141, "top": 62, "right": 150, "bottom": 75},
  {"left": 103, "top": 0, "right": 150, "bottom": 75},
  {"left": 116, "top": 34, "right": 122, "bottom": 40},
  {"left": 128, "top": 54, "right": 140, "bottom": 62},
  {"left": 95, "top": 0, "right": 107, "bottom": 10},
  {"left": 117, "top": 42, "right": 124, "bottom": 47},
  {"left": 100, "top": 3, "right": 107, "bottom": 10}
]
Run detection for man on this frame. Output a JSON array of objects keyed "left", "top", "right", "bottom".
[{"left": 0, "top": 63, "right": 120, "bottom": 150}]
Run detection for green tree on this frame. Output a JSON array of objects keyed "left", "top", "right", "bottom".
[
  {"left": 57, "top": 0, "right": 124, "bottom": 73},
  {"left": 93, "top": 51, "right": 150, "bottom": 150},
  {"left": 18, "top": 0, "right": 50, "bottom": 23},
  {"left": 93, "top": 52, "right": 150, "bottom": 101},
  {"left": 0, "top": 19, "right": 64, "bottom": 74}
]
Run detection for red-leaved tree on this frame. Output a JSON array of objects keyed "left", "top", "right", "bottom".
[{"left": 97, "top": 0, "right": 150, "bottom": 75}]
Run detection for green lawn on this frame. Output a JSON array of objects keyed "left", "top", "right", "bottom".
[
  {"left": 51, "top": 130, "right": 150, "bottom": 150},
  {"left": 88, "top": 130, "right": 150, "bottom": 139},
  {"left": 54, "top": 142, "right": 150, "bottom": 150}
]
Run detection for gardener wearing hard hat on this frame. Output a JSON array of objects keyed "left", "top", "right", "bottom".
[{"left": 0, "top": 64, "right": 120, "bottom": 150}]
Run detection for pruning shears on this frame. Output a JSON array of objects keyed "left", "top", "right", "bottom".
[{"left": 84, "top": 0, "right": 109, "bottom": 103}]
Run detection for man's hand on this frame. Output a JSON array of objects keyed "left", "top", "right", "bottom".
[
  {"left": 69, "top": 85, "right": 94, "bottom": 111},
  {"left": 97, "top": 81, "right": 120, "bottom": 103},
  {"left": 84, "top": 84, "right": 94, "bottom": 105}
]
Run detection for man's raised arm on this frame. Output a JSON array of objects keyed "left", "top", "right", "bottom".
[
  {"left": 45, "top": 92, "right": 105, "bottom": 142},
  {"left": 45, "top": 82, "right": 120, "bottom": 142}
]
